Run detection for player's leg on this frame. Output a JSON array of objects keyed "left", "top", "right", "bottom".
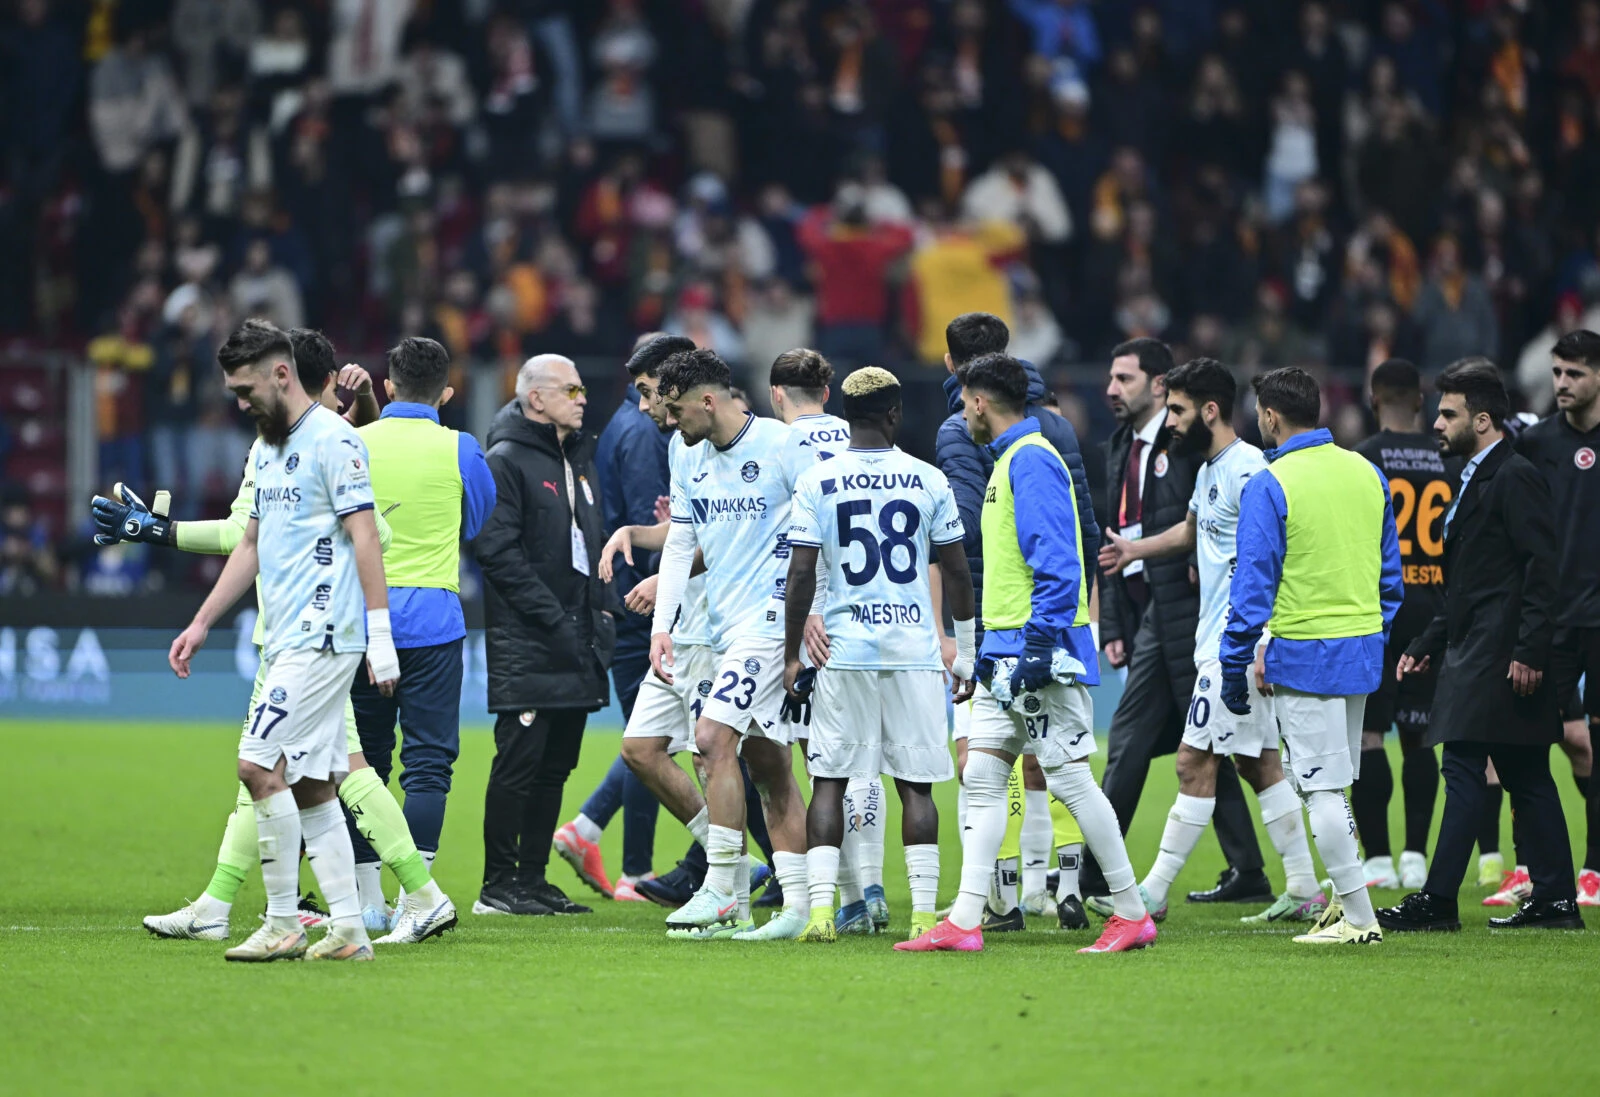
[
  {"left": 344, "top": 662, "right": 399, "bottom": 922},
  {"left": 801, "top": 774, "right": 847, "bottom": 941},
  {"left": 342, "top": 734, "right": 455, "bottom": 942},
  {"left": 834, "top": 779, "right": 870, "bottom": 932},
  {"left": 1235, "top": 749, "right": 1324, "bottom": 923},
  {"left": 392, "top": 639, "right": 463, "bottom": 873},
  {"left": 556, "top": 757, "right": 625, "bottom": 899},
  {"left": 1352, "top": 729, "right": 1397, "bottom": 885},
  {"left": 1020, "top": 756, "right": 1053, "bottom": 915},
  {"left": 987, "top": 758, "right": 1025, "bottom": 927},
  {"left": 1140, "top": 744, "right": 1218, "bottom": 917},
  {"left": 512, "top": 709, "right": 593, "bottom": 914},
  {"left": 1396, "top": 722, "right": 1438, "bottom": 889},
  {"left": 666, "top": 712, "right": 748, "bottom": 929},
  {"left": 1050, "top": 795, "right": 1089, "bottom": 928},
  {"left": 734, "top": 735, "right": 811, "bottom": 939},
  {"left": 878, "top": 670, "right": 951, "bottom": 940},
  {"left": 228, "top": 751, "right": 310, "bottom": 961},
  {"left": 850, "top": 777, "right": 889, "bottom": 928}
]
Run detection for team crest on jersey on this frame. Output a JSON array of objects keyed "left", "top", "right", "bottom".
[
  {"left": 1023, "top": 696, "right": 1041, "bottom": 713},
  {"left": 741, "top": 460, "right": 760, "bottom": 483},
  {"left": 697, "top": 680, "right": 712, "bottom": 697},
  {"left": 1208, "top": 484, "right": 1218, "bottom": 503},
  {"left": 285, "top": 453, "right": 300, "bottom": 473},
  {"left": 1153, "top": 453, "right": 1169, "bottom": 478},
  {"left": 1577, "top": 447, "right": 1595, "bottom": 470},
  {"left": 269, "top": 686, "right": 288, "bottom": 704},
  {"left": 744, "top": 658, "right": 762, "bottom": 676},
  {"left": 1198, "top": 676, "right": 1211, "bottom": 692}
]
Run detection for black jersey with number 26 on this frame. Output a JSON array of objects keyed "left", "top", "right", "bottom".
[{"left": 1355, "top": 430, "right": 1461, "bottom": 612}]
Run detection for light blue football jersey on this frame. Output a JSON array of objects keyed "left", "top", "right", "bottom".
[
  {"left": 789, "top": 412, "right": 852, "bottom": 461},
  {"left": 669, "top": 414, "right": 816, "bottom": 650},
  {"left": 666, "top": 433, "right": 711, "bottom": 647},
  {"left": 788, "top": 446, "right": 963, "bottom": 671},
  {"left": 1189, "top": 438, "right": 1268, "bottom": 663},
  {"left": 250, "top": 404, "right": 375, "bottom": 659}
]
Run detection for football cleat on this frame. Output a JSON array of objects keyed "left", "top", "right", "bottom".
[
  {"left": 732, "top": 907, "right": 808, "bottom": 940},
  {"left": 665, "top": 885, "right": 739, "bottom": 930},
  {"left": 1477, "top": 852, "right": 1506, "bottom": 888},
  {"left": 907, "top": 911, "right": 938, "bottom": 940},
  {"left": 1308, "top": 879, "right": 1343, "bottom": 932},
  {"left": 1077, "top": 914, "right": 1157, "bottom": 953},
  {"left": 1292, "top": 917, "right": 1383, "bottom": 945},
  {"left": 981, "top": 906, "right": 1026, "bottom": 932},
  {"left": 1578, "top": 869, "right": 1600, "bottom": 908},
  {"left": 894, "top": 917, "right": 983, "bottom": 952},
  {"left": 637, "top": 864, "right": 698, "bottom": 908},
  {"left": 835, "top": 899, "right": 875, "bottom": 935},
  {"left": 552, "top": 822, "right": 614, "bottom": 898},
  {"left": 224, "top": 923, "right": 308, "bottom": 962},
  {"left": 1483, "top": 866, "right": 1532, "bottom": 907},
  {"left": 1021, "top": 890, "right": 1055, "bottom": 917},
  {"left": 143, "top": 902, "right": 229, "bottom": 941},
  {"left": 1056, "top": 895, "right": 1090, "bottom": 931},
  {"left": 864, "top": 884, "right": 890, "bottom": 929},
  {"left": 361, "top": 904, "right": 393, "bottom": 933},
  {"left": 472, "top": 881, "right": 553, "bottom": 916},
  {"left": 797, "top": 909, "right": 838, "bottom": 943},
  {"left": 1398, "top": 850, "right": 1427, "bottom": 889},
  {"left": 1362, "top": 856, "right": 1399, "bottom": 889},
  {"left": 1141, "top": 885, "right": 1167, "bottom": 923},
  {"left": 1241, "top": 891, "right": 1327, "bottom": 924},
  {"left": 749, "top": 861, "right": 774, "bottom": 894},
  {"left": 305, "top": 927, "right": 374, "bottom": 961},
  {"left": 1082, "top": 894, "right": 1114, "bottom": 918},
  {"left": 296, "top": 891, "right": 329, "bottom": 928},
  {"left": 667, "top": 918, "right": 752, "bottom": 940},
  {"left": 612, "top": 875, "right": 652, "bottom": 902},
  {"left": 375, "top": 893, "right": 457, "bottom": 944}
]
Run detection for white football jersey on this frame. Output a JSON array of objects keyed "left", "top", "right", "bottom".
[
  {"left": 1189, "top": 438, "right": 1268, "bottom": 663},
  {"left": 250, "top": 404, "right": 375, "bottom": 659},
  {"left": 788, "top": 446, "right": 963, "bottom": 671},
  {"left": 667, "top": 433, "right": 711, "bottom": 647},
  {"left": 789, "top": 412, "right": 852, "bottom": 461},
  {"left": 669, "top": 414, "right": 815, "bottom": 650}
]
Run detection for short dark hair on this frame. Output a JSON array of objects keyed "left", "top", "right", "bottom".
[
  {"left": 959, "top": 353, "right": 1030, "bottom": 412},
  {"left": 1369, "top": 357, "right": 1421, "bottom": 400},
  {"left": 287, "top": 328, "right": 335, "bottom": 397},
  {"left": 657, "top": 348, "right": 732, "bottom": 401},
  {"left": 1111, "top": 336, "right": 1175, "bottom": 377},
  {"left": 387, "top": 336, "right": 451, "bottom": 402},
  {"left": 1436, "top": 356, "right": 1509, "bottom": 428},
  {"left": 769, "top": 347, "right": 834, "bottom": 401},
  {"left": 1552, "top": 328, "right": 1600, "bottom": 369},
  {"left": 1251, "top": 367, "right": 1321, "bottom": 428},
  {"left": 946, "top": 313, "right": 1010, "bottom": 366},
  {"left": 626, "top": 334, "right": 697, "bottom": 379},
  {"left": 1165, "top": 357, "right": 1236, "bottom": 419},
  {"left": 218, "top": 318, "right": 294, "bottom": 375}
]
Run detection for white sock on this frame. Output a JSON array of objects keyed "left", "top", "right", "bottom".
[
  {"left": 838, "top": 784, "right": 864, "bottom": 905},
  {"left": 408, "top": 878, "right": 445, "bottom": 907},
  {"left": 951, "top": 751, "right": 1012, "bottom": 929},
  {"left": 807, "top": 845, "right": 841, "bottom": 911},
  {"left": 1047, "top": 761, "right": 1144, "bottom": 918},
  {"left": 686, "top": 806, "right": 710, "bottom": 848},
  {"left": 1055, "top": 843, "right": 1082, "bottom": 902},
  {"left": 957, "top": 780, "right": 968, "bottom": 833},
  {"left": 905, "top": 844, "right": 939, "bottom": 913},
  {"left": 993, "top": 856, "right": 1020, "bottom": 912},
  {"left": 573, "top": 813, "right": 603, "bottom": 844},
  {"left": 705, "top": 824, "right": 741, "bottom": 894},
  {"left": 421, "top": 849, "right": 436, "bottom": 871},
  {"left": 300, "top": 798, "right": 362, "bottom": 932},
  {"left": 736, "top": 852, "right": 752, "bottom": 921},
  {"left": 355, "top": 861, "right": 384, "bottom": 910},
  {"left": 193, "top": 892, "right": 231, "bottom": 921},
  {"left": 1142, "top": 794, "right": 1215, "bottom": 908},
  {"left": 1257, "top": 779, "right": 1318, "bottom": 899},
  {"left": 852, "top": 777, "right": 886, "bottom": 890},
  {"left": 1307, "top": 789, "right": 1375, "bottom": 927},
  {"left": 1022, "top": 788, "right": 1052, "bottom": 897},
  {"left": 772, "top": 851, "right": 810, "bottom": 915},
  {"left": 254, "top": 789, "right": 302, "bottom": 927}
]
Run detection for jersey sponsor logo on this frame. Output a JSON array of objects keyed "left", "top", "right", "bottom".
[
  {"left": 1577, "top": 447, "right": 1595, "bottom": 470},
  {"left": 1153, "top": 453, "right": 1169, "bottom": 478},
  {"left": 1300, "top": 766, "right": 1323, "bottom": 780},
  {"left": 689, "top": 496, "right": 769, "bottom": 522},
  {"left": 743, "top": 658, "right": 762, "bottom": 676},
  {"left": 255, "top": 485, "right": 303, "bottom": 507},
  {"left": 772, "top": 532, "right": 793, "bottom": 560},
  {"left": 269, "top": 686, "right": 288, "bottom": 704},
  {"left": 847, "top": 602, "right": 924, "bottom": 625},
  {"left": 1403, "top": 563, "right": 1444, "bottom": 586},
  {"left": 833, "top": 472, "right": 925, "bottom": 492},
  {"left": 984, "top": 486, "right": 997, "bottom": 503},
  {"left": 285, "top": 453, "right": 300, "bottom": 473},
  {"left": 741, "top": 460, "right": 760, "bottom": 483},
  {"left": 692, "top": 472, "right": 709, "bottom": 483}
]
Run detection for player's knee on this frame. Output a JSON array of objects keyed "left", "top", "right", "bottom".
[{"left": 693, "top": 718, "right": 733, "bottom": 762}]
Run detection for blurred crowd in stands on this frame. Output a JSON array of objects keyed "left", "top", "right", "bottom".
[{"left": 4, "top": 0, "right": 1600, "bottom": 594}]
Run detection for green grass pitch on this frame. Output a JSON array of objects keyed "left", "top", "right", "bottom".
[{"left": 2, "top": 720, "right": 1594, "bottom": 1096}]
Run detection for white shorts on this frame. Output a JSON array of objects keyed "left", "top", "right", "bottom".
[
  {"left": 807, "top": 667, "right": 954, "bottom": 783},
  {"left": 1275, "top": 687, "right": 1365, "bottom": 792},
  {"left": 623, "top": 643, "right": 717, "bottom": 755},
  {"left": 244, "top": 652, "right": 362, "bottom": 758},
  {"left": 967, "top": 680, "right": 1096, "bottom": 770},
  {"left": 239, "top": 649, "right": 364, "bottom": 785},
  {"left": 951, "top": 697, "right": 971, "bottom": 742},
  {"left": 701, "top": 634, "right": 791, "bottom": 743},
  {"left": 1182, "top": 661, "right": 1279, "bottom": 759}
]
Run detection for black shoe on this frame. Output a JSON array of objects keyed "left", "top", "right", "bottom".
[
  {"left": 637, "top": 863, "right": 698, "bottom": 908},
  {"left": 1056, "top": 894, "right": 1090, "bottom": 931},
  {"left": 522, "top": 879, "right": 592, "bottom": 915},
  {"left": 1487, "top": 897, "right": 1586, "bottom": 930},
  {"left": 981, "top": 906, "right": 1026, "bottom": 932},
  {"left": 754, "top": 874, "right": 785, "bottom": 908},
  {"left": 473, "top": 881, "right": 554, "bottom": 916},
  {"left": 1375, "top": 891, "right": 1461, "bottom": 932},
  {"left": 1186, "top": 868, "right": 1275, "bottom": 904}
]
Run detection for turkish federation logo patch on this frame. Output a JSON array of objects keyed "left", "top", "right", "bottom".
[
  {"left": 269, "top": 686, "right": 288, "bottom": 704},
  {"left": 1576, "top": 447, "right": 1595, "bottom": 471},
  {"left": 741, "top": 460, "right": 760, "bottom": 483},
  {"left": 743, "top": 658, "right": 762, "bottom": 676}
]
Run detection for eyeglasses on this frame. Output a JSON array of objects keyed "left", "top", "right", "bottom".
[{"left": 538, "top": 383, "right": 587, "bottom": 400}]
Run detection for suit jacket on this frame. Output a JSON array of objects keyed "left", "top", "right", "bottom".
[{"left": 1406, "top": 441, "right": 1561, "bottom": 746}]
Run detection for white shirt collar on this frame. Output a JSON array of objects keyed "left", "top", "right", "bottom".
[{"left": 1134, "top": 410, "right": 1163, "bottom": 447}]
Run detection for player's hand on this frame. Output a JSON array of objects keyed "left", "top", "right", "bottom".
[
  {"left": 1220, "top": 668, "right": 1251, "bottom": 716},
  {"left": 599, "top": 526, "right": 634, "bottom": 583},
  {"left": 804, "top": 614, "right": 830, "bottom": 667},
  {"left": 781, "top": 665, "right": 817, "bottom": 726},
  {"left": 1097, "top": 530, "right": 1138, "bottom": 575},
  {"left": 169, "top": 620, "right": 209, "bottom": 678},
  {"left": 92, "top": 483, "right": 172, "bottom": 546},
  {"left": 1396, "top": 652, "right": 1430, "bottom": 681},
  {"left": 337, "top": 364, "right": 374, "bottom": 395},
  {"left": 1253, "top": 642, "right": 1272, "bottom": 696},
  {"left": 939, "top": 633, "right": 958, "bottom": 674},
  {"left": 624, "top": 573, "right": 659, "bottom": 615},
  {"left": 653, "top": 495, "right": 672, "bottom": 524},
  {"left": 649, "top": 631, "right": 676, "bottom": 684},
  {"left": 1507, "top": 660, "right": 1542, "bottom": 697},
  {"left": 1009, "top": 638, "right": 1054, "bottom": 696},
  {"left": 1104, "top": 638, "right": 1127, "bottom": 669}
]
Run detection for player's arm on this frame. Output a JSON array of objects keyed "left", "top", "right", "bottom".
[
  {"left": 1098, "top": 510, "right": 1195, "bottom": 573},
  {"left": 1219, "top": 474, "right": 1285, "bottom": 678},
  {"left": 1010, "top": 448, "right": 1082, "bottom": 645},
  {"left": 1502, "top": 459, "right": 1561, "bottom": 685},
  {"left": 457, "top": 432, "right": 497, "bottom": 542},
  {"left": 338, "top": 364, "right": 381, "bottom": 427},
  {"left": 1374, "top": 467, "right": 1404, "bottom": 640},
  {"left": 168, "top": 517, "right": 261, "bottom": 678},
  {"left": 345, "top": 506, "right": 399, "bottom": 696},
  {"left": 783, "top": 543, "right": 820, "bottom": 693},
  {"left": 600, "top": 519, "right": 669, "bottom": 582},
  {"left": 648, "top": 517, "right": 698, "bottom": 684},
  {"left": 934, "top": 540, "right": 977, "bottom": 702}
]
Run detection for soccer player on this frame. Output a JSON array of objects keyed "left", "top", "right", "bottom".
[
  {"left": 169, "top": 319, "right": 399, "bottom": 961},
  {"left": 782, "top": 367, "right": 976, "bottom": 943},
  {"left": 1515, "top": 330, "right": 1600, "bottom": 907},
  {"left": 900, "top": 353, "right": 1154, "bottom": 954},
  {"left": 1348, "top": 359, "right": 1456, "bottom": 890},
  {"left": 1099, "top": 359, "right": 1324, "bottom": 924},
  {"left": 1219, "top": 367, "right": 1403, "bottom": 945},
  {"left": 102, "top": 329, "right": 452, "bottom": 945},
  {"left": 648, "top": 348, "right": 819, "bottom": 940}
]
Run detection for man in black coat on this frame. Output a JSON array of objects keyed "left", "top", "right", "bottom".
[
  {"left": 1379, "top": 359, "right": 1583, "bottom": 932},
  {"left": 1084, "top": 338, "right": 1269, "bottom": 908},
  {"left": 473, "top": 354, "right": 618, "bottom": 918}
]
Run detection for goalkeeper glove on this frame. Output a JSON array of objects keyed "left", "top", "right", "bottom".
[
  {"left": 781, "top": 666, "right": 817, "bottom": 727},
  {"left": 1220, "top": 668, "right": 1251, "bottom": 716},
  {"left": 92, "top": 484, "right": 173, "bottom": 546},
  {"left": 1008, "top": 634, "right": 1055, "bottom": 696}
]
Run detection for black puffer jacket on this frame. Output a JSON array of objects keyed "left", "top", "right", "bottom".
[
  {"left": 1101, "top": 420, "right": 1200, "bottom": 699},
  {"left": 475, "top": 400, "right": 617, "bottom": 712}
]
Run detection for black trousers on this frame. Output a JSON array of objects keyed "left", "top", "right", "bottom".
[
  {"left": 1081, "top": 611, "right": 1265, "bottom": 894},
  {"left": 482, "top": 708, "right": 589, "bottom": 888},
  {"left": 1425, "top": 742, "right": 1576, "bottom": 902}
]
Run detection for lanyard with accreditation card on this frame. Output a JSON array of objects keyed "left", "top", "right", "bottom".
[{"left": 564, "top": 457, "right": 590, "bottom": 576}]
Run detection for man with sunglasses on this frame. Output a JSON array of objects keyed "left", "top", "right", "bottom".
[{"left": 475, "top": 355, "right": 620, "bottom": 917}]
